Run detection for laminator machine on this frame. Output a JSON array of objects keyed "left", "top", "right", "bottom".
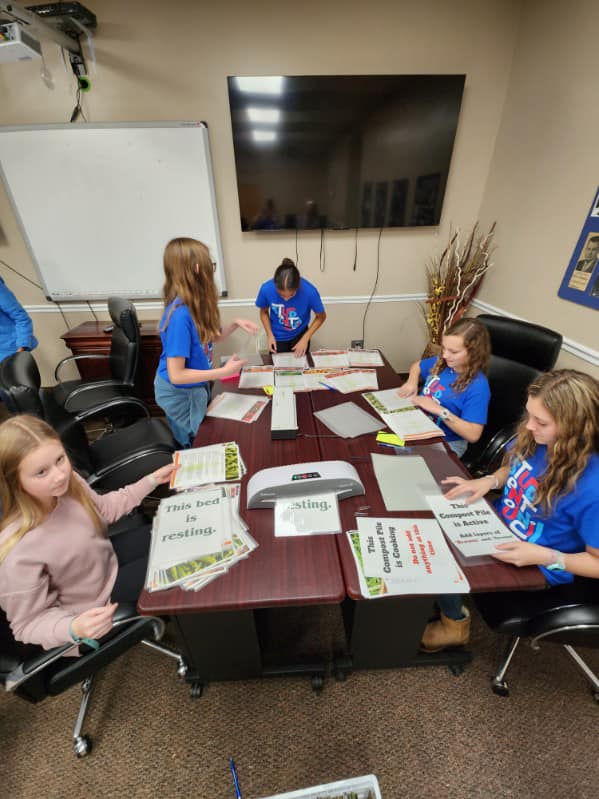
[{"left": 246, "top": 460, "right": 365, "bottom": 509}]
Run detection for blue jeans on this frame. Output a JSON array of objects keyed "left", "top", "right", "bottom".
[
  {"left": 446, "top": 438, "right": 468, "bottom": 458},
  {"left": 154, "top": 374, "right": 209, "bottom": 448},
  {"left": 438, "top": 594, "right": 466, "bottom": 620}
]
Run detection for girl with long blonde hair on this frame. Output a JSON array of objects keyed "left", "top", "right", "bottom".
[
  {"left": 154, "top": 237, "right": 258, "bottom": 448},
  {"left": 422, "top": 369, "right": 599, "bottom": 652},
  {"left": 0, "top": 415, "right": 174, "bottom": 650},
  {"left": 398, "top": 318, "right": 491, "bottom": 457}
]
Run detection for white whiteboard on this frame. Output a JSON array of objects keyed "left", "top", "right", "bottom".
[{"left": 0, "top": 122, "right": 227, "bottom": 300}]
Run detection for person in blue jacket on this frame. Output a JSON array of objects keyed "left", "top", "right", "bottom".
[
  {"left": 154, "top": 237, "right": 258, "bottom": 448},
  {"left": 422, "top": 369, "right": 599, "bottom": 652},
  {"left": 398, "top": 318, "right": 491, "bottom": 457},
  {"left": 0, "top": 277, "right": 37, "bottom": 363},
  {"left": 256, "top": 258, "right": 326, "bottom": 357}
]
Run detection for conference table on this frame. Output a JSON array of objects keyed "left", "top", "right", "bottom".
[{"left": 138, "top": 355, "right": 545, "bottom": 693}]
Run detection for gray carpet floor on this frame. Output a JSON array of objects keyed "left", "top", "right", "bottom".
[{"left": 2, "top": 606, "right": 599, "bottom": 799}]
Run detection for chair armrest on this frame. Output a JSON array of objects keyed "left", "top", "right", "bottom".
[
  {"left": 86, "top": 445, "right": 174, "bottom": 489},
  {"left": 4, "top": 606, "right": 165, "bottom": 693},
  {"left": 55, "top": 354, "right": 111, "bottom": 382},
  {"left": 4, "top": 641, "right": 78, "bottom": 692},
  {"left": 70, "top": 396, "right": 150, "bottom": 423}
]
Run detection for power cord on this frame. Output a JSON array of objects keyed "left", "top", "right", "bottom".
[{"left": 360, "top": 227, "right": 383, "bottom": 345}]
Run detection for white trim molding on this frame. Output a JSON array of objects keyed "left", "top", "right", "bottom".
[{"left": 24, "top": 293, "right": 598, "bottom": 368}]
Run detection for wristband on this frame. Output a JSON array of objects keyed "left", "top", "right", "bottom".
[
  {"left": 546, "top": 550, "right": 566, "bottom": 572},
  {"left": 69, "top": 621, "right": 100, "bottom": 651},
  {"left": 487, "top": 474, "right": 499, "bottom": 490}
]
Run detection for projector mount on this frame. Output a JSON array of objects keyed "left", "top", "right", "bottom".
[{"left": 0, "top": 2, "right": 96, "bottom": 89}]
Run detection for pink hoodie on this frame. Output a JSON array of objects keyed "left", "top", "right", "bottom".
[{"left": 0, "top": 473, "right": 152, "bottom": 650}]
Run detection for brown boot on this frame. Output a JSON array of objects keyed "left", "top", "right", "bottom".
[{"left": 420, "top": 607, "right": 471, "bottom": 652}]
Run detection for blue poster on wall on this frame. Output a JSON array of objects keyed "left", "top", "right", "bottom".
[{"left": 558, "top": 187, "right": 599, "bottom": 310}]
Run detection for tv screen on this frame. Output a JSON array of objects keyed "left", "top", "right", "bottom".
[{"left": 227, "top": 74, "right": 465, "bottom": 232}]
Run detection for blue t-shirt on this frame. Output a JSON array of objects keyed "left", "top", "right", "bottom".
[
  {"left": 157, "top": 300, "right": 213, "bottom": 388},
  {"left": 419, "top": 357, "right": 490, "bottom": 442},
  {"left": 496, "top": 447, "right": 599, "bottom": 586},
  {"left": 255, "top": 278, "right": 324, "bottom": 342},
  {"left": 0, "top": 278, "right": 38, "bottom": 362}
]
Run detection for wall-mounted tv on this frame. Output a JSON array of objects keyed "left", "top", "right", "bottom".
[{"left": 227, "top": 74, "right": 465, "bottom": 232}]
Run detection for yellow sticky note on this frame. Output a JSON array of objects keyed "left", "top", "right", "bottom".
[
  {"left": 376, "top": 431, "right": 405, "bottom": 447},
  {"left": 262, "top": 385, "right": 274, "bottom": 396}
]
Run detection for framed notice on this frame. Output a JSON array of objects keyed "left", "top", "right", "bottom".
[{"left": 558, "top": 186, "right": 599, "bottom": 310}]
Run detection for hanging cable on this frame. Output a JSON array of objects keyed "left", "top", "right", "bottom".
[
  {"left": 361, "top": 227, "right": 383, "bottom": 345},
  {"left": 353, "top": 227, "right": 358, "bottom": 271},
  {"left": 319, "top": 228, "right": 325, "bottom": 272},
  {"left": 86, "top": 300, "right": 98, "bottom": 321}
]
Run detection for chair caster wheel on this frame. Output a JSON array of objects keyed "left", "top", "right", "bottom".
[
  {"left": 311, "top": 675, "right": 324, "bottom": 693},
  {"left": 492, "top": 679, "right": 510, "bottom": 697},
  {"left": 592, "top": 691, "right": 599, "bottom": 705},
  {"left": 449, "top": 664, "right": 465, "bottom": 676},
  {"left": 334, "top": 669, "right": 347, "bottom": 682},
  {"left": 190, "top": 682, "right": 204, "bottom": 698},
  {"left": 73, "top": 735, "right": 92, "bottom": 758}
]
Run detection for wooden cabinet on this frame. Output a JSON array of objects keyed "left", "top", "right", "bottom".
[{"left": 60, "top": 321, "right": 161, "bottom": 414}]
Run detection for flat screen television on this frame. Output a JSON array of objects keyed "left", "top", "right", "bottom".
[{"left": 227, "top": 74, "right": 465, "bottom": 232}]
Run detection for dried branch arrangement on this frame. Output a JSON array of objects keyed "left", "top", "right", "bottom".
[{"left": 423, "top": 222, "right": 496, "bottom": 346}]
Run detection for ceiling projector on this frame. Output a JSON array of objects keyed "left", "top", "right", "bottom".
[{"left": 0, "top": 21, "right": 42, "bottom": 63}]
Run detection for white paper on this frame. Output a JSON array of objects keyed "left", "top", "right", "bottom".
[
  {"left": 356, "top": 517, "right": 469, "bottom": 594},
  {"left": 207, "top": 391, "right": 269, "bottom": 423},
  {"left": 382, "top": 409, "right": 444, "bottom": 440},
  {"left": 321, "top": 369, "right": 378, "bottom": 394},
  {"left": 362, "top": 388, "right": 416, "bottom": 414},
  {"left": 272, "top": 353, "right": 308, "bottom": 368},
  {"left": 274, "top": 492, "right": 341, "bottom": 537},
  {"left": 371, "top": 453, "right": 441, "bottom": 511},
  {"left": 426, "top": 495, "right": 517, "bottom": 556},
  {"left": 273, "top": 369, "right": 308, "bottom": 391},
  {"left": 238, "top": 366, "right": 274, "bottom": 388},
  {"left": 314, "top": 402, "right": 383, "bottom": 438},
  {"left": 310, "top": 349, "right": 351, "bottom": 368},
  {"left": 347, "top": 349, "right": 384, "bottom": 367}
]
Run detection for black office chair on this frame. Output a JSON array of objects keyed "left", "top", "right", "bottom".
[
  {"left": 0, "top": 351, "right": 176, "bottom": 491},
  {"left": 477, "top": 313, "right": 563, "bottom": 372},
  {"left": 0, "top": 601, "right": 187, "bottom": 757},
  {"left": 462, "top": 355, "right": 539, "bottom": 475},
  {"left": 52, "top": 297, "right": 148, "bottom": 426},
  {"left": 474, "top": 580, "right": 599, "bottom": 702}
]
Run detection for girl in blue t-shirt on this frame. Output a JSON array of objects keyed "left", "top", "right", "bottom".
[
  {"left": 421, "top": 369, "right": 599, "bottom": 652},
  {"left": 256, "top": 258, "right": 326, "bottom": 357},
  {"left": 154, "top": 237, "right": 258, "bottom": 448},
  {"left": 398, "top": 318, "right": 491, "bottom": 458}
]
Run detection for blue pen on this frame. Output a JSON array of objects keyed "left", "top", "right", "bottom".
[
  {"left": 229, "top": 757, "right": 242, "bottom": 799},
  {"left": 318, "top": 381, "right": 338, "bottom": 392}
]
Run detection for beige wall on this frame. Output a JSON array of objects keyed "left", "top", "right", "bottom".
[
  {"left": 5, "top": 0, "right": 595, "bottom": 387},
  {"left": 477, "top": 0, "right": 599, "bottom": 377}
]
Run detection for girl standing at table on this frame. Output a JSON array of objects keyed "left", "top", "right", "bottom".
[
  {"left": 397, "top": 318, "right": 491, "bottom": 458},
  {"left": 154, "top": 237, "right": 258, "bottom": 448},
  {"left": 421, "top": 369, "right": 599, "bottom": 652},
  {"left": 0, "top": 415, "right": 175, "bottom": 650},
  {"left": 255, "top": 258, "right": 326, "bottom": 357}
]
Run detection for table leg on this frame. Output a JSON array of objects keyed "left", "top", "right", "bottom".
[{"left": 172, "top": 610, "right": 262, "bottom": 683}]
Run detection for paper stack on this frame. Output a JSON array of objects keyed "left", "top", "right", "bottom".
[
  {"left": 170, "top": 442, "right": 246, "bottom": 491},
  {"left": 346, "top": 516, "right": 469, "bottom": 598},
  {"left": 145, "top": 484, "right": 257, "bottom": 592},
  {"left": 362, "top": 389, "right": 444, "bottom": 441}
]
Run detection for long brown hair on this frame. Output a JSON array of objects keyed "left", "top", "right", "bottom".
[
  {"left": 0, "top": 415, "right": 103, "bottom": 564},
  {"left": 509, "top": 370, "right": 599, "bottom": 512},
  {"left": 429, "top": 318, "right": 491, "bottom": 391},
  {"left": 160, "top": 237, "right": 221, "bottom": 344}
]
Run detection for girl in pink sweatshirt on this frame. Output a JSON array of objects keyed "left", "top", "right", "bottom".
[{"left": 0, "top": 415, "right": 175, "bottom": 650}]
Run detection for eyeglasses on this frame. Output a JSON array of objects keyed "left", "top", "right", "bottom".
[{"left": 212, "top": 262, "right": 217, "bottom": 272}]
